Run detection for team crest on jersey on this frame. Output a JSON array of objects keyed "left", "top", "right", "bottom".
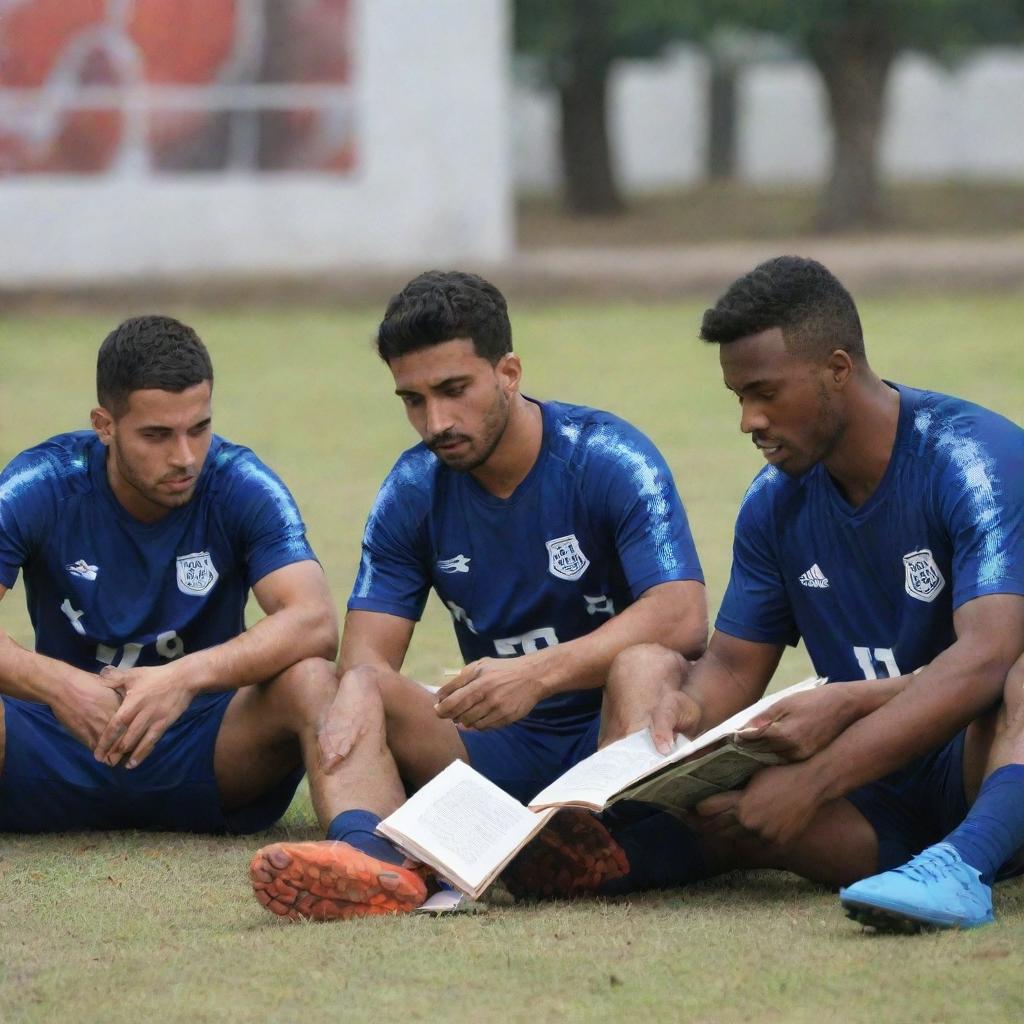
[
  {"left": 176, "top": 551, "right": 219, "bottom": 596},
  {"left": 66, "top": 559, "right": 98, "bottom": 581},
  {"left": 437, "top": 554, "right": 471, "bottom": 574},
  {"left": 546, "top": 534, "right": 590, "bottom": 581},
  {"left": 903, "top": 549, "right": 945, "bottom": 603}
]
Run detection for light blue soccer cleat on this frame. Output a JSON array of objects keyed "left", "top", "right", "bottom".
[{"left": 840, "top": 842, "right": 995, "bottom": 933}]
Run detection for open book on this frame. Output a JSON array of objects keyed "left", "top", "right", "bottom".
[{"left": 378, "top": 675, "right": 824, "bottom": 898}]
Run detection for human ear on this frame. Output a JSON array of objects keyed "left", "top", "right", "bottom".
[
  {"left": 826, "top": 350, "right": 854, "bottom": 389},
  {"left": 497, "top": 353, "right": 522, "bottom": 394},
  {"left": 91, "top": 406, "right": 115, "bottom": 445}
]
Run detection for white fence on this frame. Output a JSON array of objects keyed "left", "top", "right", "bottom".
[
  {"left": 514, "top": 47, "right": 1024, "bottom": 193},
  {"left": 0, "top": 0, "right": 513, "bottom": 286}
]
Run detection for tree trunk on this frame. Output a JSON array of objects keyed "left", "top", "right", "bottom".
[
  {"left": 707, "top": 56, "right": 737, "bottom": 181},
  {"left": 558, "top": 0, "right": 624, "bottom": 215},
  {"left": 808, "top": 16, "right": 896, "bottom": 232}
]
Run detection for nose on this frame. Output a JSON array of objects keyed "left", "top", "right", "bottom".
[
  {"left": 169, "top": 432, "right": 195, "bottom": 470},
  {"left": 424, "top": 398, "right": 454, "bottom": 439},
  {"left": 739, "top": 400, "right": 769, "bottom": 436}
]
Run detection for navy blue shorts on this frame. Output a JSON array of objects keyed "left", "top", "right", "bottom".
[
  {"left": 0, "top": 693, "right": 302, "bottom": 834},
  {"left": 460, "top": 713, "right": 601, "bottom": 804},
  {"left": 846, "top": 730, "right": 968, "bottom": 872}
]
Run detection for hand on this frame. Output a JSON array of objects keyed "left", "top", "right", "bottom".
[
  {"left": 50, "top": 670, "right": 123, "bottom": 749},
  {"left": 734, "top": 686, "right": 858, "bottom": 762},
  {"left": 433, "top": 658, "right": 544, "bottom": 730},
  {"left": 318, "top": 668, "right": 381, "bottom": 773},
  {"left": 92, "top": 664, "right": 195, "bottom": 769},
  {"left": 649, "top": 690, "right": 703, "bottom": 754},
  {"left": 692, "top": 761, "right": 827, "bottom": 848}
]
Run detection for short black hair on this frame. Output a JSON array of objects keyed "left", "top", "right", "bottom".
[
  {"left": 97, "top": 315, "right": 213, "bottom": 416},
  {"left": 377, "top": 270, "right": 512, "bottom": 364},
  {"left": 700, "top": 256, "right": 865, "bottom": 361}
]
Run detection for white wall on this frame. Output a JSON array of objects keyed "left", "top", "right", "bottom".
[
  {"left": 0, "top": 0, "right": 513, "bottom": 286},
  {"left": 516, "top": 47, "right": 1024, "bottom": 194}
]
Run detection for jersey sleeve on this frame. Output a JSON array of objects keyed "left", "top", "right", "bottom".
[
  {"left": 0, "top": 448, "right": 59, "bottom": 589},
  {"left": 346, "top": 459, "right": 432, "bottom": 621},
  {"left": 938, "top": 415, "right": 1024, "bottom": 608},
  {"left": 587, "top": 420, "right": 704, "bottom": 599},
  {"left": 715, "top": 478, "right": 800, "bottom": 647},
  {"left": 219, "top": 450, "right": 317, "bottom": 587}
]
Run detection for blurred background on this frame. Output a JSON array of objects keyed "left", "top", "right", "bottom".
[{"left": 0, "top": 0, "right": 1022, "bottom": 300}]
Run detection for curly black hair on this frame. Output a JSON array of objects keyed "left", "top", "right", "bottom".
[
  {"left": 377, "top": 270, "right": 512, "bottom": 365},
  {"left": 700, "top": 256, "right": 865, "bottom": 361}
]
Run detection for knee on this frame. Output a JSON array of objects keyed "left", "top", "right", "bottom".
[
  {"left": 270, "top": 656, "right": 339, "bottom": 712},
  {"left": 609, "top": 643, "right": 689, "bottom": 694}
]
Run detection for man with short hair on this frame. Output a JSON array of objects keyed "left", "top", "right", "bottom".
[
  {"left": 250, "top": 270, "right": 708, "bottom": 920},
  {"left": 504, "top": 256, "right": 1024, "bottom": 930},
  {"left": 0, "top": 315, "right": 352, "bottom": 847}
]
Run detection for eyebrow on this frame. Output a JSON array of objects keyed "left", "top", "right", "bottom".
[
  {"left": 395, "top": 374, "right": 473, "bottom": 396},
  {"left": 725, "top": 378, "right": 776, "bottom": 395},
  {"left": 138, "top": 417, "right": 212, "bottom": 433}
]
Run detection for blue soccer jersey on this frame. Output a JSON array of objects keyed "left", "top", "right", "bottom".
[
  {"left": 716, "top": 383, "right": 1024, "bottom": 682},
  {"left": 348, "top": 399, "right": 704, "bottom": 723},
  {"left": 0, "top": 431, "right": 316, "bottom": 687}
]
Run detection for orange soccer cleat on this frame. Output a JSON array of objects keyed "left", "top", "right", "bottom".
[
  {"left": 502, "top": 809, "right": 630, "bottom": 899},
  {"left": 250, "top": 840, "right": 428, "bottom": 921}
]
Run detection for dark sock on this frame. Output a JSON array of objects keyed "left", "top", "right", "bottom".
[
  {"left": 599, "top": 801, "right": 709, "bottom": 895},
  {"left": 944, "top": 764, "right": 1024, "bottom": 885},
  {"left": 325, "top": 809, "right": 406, "bottom": 866}
]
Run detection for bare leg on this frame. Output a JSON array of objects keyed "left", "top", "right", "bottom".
[
  {"left": 246, "top": 661, "right": 427, "bottom": 921},
  {"left": 715, "top": 797, "right": 881, "bottom": 888},
  {"left": 599, "top": 643, "right": 689, "bottom": 747},
  {"left": 370, "top": 665, "right": 472, "bottom": 788},
  {"left": 215, "top": 656, "right": 404, "bottom": 829},
  {"left": 978, "top": 654, "right": 1024, "bottom": 781}
]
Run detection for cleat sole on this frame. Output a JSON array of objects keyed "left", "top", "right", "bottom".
[
  {"left": 250, "top": 841, "right": 427, "bottom": 921},
  {"left": 503, "top": 810, "right": 629, "bottom": 900}
]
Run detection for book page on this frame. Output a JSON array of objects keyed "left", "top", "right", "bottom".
[
  {"left": 379, "top": 760, "right": 551, "bottom": 896},
  {"left": 528, "top": 675, "right": 823, "bottom": 812},
  {"left": 613, "top": 743, "right": 781, "bottom": 812},
  {"left": 529, "top": 728, "right": 689, "bottom": 810}
]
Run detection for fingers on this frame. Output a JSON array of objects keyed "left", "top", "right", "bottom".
[
  {"left": 434, "top": 679, "right": 486, "bottom": 721},
  {"left": 649, "top": 693, "right": 699, "bottom": 755},
  {"left": 98, "top": 665, "right": 127, "bottom": 695},
  {"left": 318, "top": 727, "right": 354, "bottom": 773},
  {"left": 93, "top": 710, "right": 130, "bottom": 765},
  {"left": 434, "top": 662, "right": 483, "bottom": 703},
  {"left": 125, "top": 724, "right": 165, "bottom": 769}
]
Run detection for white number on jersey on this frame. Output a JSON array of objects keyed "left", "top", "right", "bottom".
[
  {"left": 853, "top": 646, "right": 901, "bottom": 680},
  {"left": 494, "top": 627, "right": 559, "bottom": 656}
]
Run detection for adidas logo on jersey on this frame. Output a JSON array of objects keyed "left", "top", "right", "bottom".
[
  {"left": 798, "top": 564, "right": 829, "bottom": 589},
  {"left": 437, "top": 554, "right": 471, "bottom": 574},
  {"left": 66, "top": 559, "right": 98, "bottom": 581}
]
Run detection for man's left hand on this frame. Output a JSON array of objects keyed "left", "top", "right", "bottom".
[
  {"left": 92, "top": 664, "right": 196, "bottom": 769},
  {"left": 691, "top": 761, "right": 827, "bottom": 848},
  {"left": 433, "top": 658, "right": 545, "bottom": 730}
]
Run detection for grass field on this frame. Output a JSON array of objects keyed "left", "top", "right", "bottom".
[{"left": 1, "top": 294, "right": 1022, "bottom": 1023}]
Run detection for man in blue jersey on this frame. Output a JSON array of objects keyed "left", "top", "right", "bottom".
[
  {"left": 504, "top": 256, "right": 1024, "bottom": 930},
  {"left": 250, "top": 270, "right": 708, "bottom": 920},
  {"left": 0, "top": 316, "right": 357, "bottom": 849}
]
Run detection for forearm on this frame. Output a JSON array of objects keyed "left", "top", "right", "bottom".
[
  {"left": 533, "top": 583, "right": 707, "bottom": 697},
  {"left": 680, "top": 645, "right": 771, "bottom": 733},
  {"left": 0, "top": 630, "right": 83, "bottom": 703},
  {"left": 176, "top": 601, "right": 338, "bottom": 695},
  {"left": 807, "top": 649, "right": 1011, "bottom": 804}
]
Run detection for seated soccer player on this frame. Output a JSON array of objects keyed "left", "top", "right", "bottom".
[
  {"left": 0, "top": 316, "right": 362, "bottom": 855},
  {"left": 250, "top": 270, "right": 708, "bottom": 920},
  {"left": 499, "top": 256, "right": 1024, "bottom": 929}
]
